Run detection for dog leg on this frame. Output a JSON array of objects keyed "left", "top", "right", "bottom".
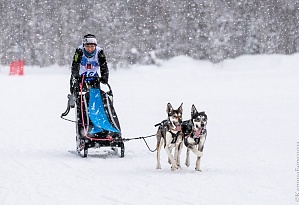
[
  {"left": 189, "top": 146, "right": 203, "bottom": 171},
  {"left": 194, "top": 136, "right": 206, "bottom": 171},
  {"left": 175, "top": 136, "right": 183, "bottom": 169},
  {"left": 156, "top": 137, "right": 163, "bottom": 169},
  {"left": 166, "top": 144, "right": 178, "bottom": 171},
  {"left": 185, "top": 148, "right": 190, "bottom": 167},
  {"left": 190, "top": 146, "right": 203, "bottom": 158},
  {"left": 195, "top": 144, "right": 205, "bottom": 171},
  {"left": 195, "top": 156, "right": 201, "bottom": 171},
  {"left": 164, "top": 132, "right": 178, "bottom": 171},
  {"left": 168, "top": 146, "right": 174, "bottom": 165},
  {"left": 168, "top": 141, "right": 181, "bottom": 167}
]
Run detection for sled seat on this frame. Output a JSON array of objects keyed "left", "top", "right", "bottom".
[{"left": 88, "top": 88, "right": 120, "bottom": 134}]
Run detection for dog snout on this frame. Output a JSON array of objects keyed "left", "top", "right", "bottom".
[
  {"left": 174, "top": 121, "right": 181, "bottom": 126},
  {"left": 196, "top": 124, "right": 202, "bottom": 129},
  {"left": 195, "top": 123, "right": 204, "bottom": 129}
]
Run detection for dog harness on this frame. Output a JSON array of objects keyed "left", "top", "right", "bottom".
[
  {"left": 156, "top": 120, "right": 182, "bottom": 144},
  {"left": 182, "top": 120, "right": 206, "bottom": 147}
]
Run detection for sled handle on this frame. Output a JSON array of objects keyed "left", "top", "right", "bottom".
[
  {"left": 80, "top": 76, "right": 113, "bottom": 96},
  {"left": 61, "top": 101, "right": 70, "bottom": 117}
]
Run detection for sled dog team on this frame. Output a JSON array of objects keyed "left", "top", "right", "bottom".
[{"left": 156, "top": 103, "right": 208, "bottom": 171}]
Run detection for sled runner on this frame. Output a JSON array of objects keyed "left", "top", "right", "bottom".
[{"left": 62, "top": 77, "right": 124, "bottom": 158}]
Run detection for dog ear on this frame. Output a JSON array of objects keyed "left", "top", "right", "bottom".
[
  {"left": 191, "top": 104, "right": 198, "bottom": 116},
  {"left": 166, "top": 103, "right": 173, "bottom": 114},
  {"left": 177, "top": 103, "right": 183, "bottom": 113},
  {"left": 199, "top": 111, "right": 208, "bottom": 120}
]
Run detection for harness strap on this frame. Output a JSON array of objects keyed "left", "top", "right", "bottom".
[
  {"left": 170, "top": 131, "right": 178, "bottom": 143},
  {"left": 184, "top": 128, "right": 207, "bottom": 147},
  {"left": 159, "top": 120, "right": 181, "bottom": 144},
  {"left": 80, "top": 76, "right": 88, "bottom": 139}
]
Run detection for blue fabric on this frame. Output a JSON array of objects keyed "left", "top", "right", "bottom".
[
  {"left": 81, "top": 56, "right": 99, "bottom": 66},
  {"left": 88, "top": 88, "right": 120, "bottom": 134},
  {"left": 84, "top": 73, "right": 99, "bottom": 83},
  {"left": 81, "top": 56, "right": 88, "bottom": 66},
  {"left": 83, "top": 48, "right": 96, "bottom": 58}
]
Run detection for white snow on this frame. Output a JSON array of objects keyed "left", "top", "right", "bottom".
[{"left": 0, "top": 54, "right": 298, "bottom": 205}]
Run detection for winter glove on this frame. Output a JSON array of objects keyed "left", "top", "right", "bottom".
[
  {"left": 100, "top": 77, "right": 108, "bottom": 84},
  {"left": 70, "top": 76, "right": 80, "bottom": 94},
  {"left": 67, "top": 94, "right": 76, "bottom": 108}
]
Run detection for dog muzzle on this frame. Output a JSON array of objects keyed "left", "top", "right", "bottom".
[
  {"left": 176, "top": 125, "right": 182, "bottom": 132},
  {"left": 171, "top": 124, "right": 181, "bottom": 132}
]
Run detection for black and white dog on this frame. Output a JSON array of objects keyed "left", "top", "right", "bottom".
[
  {"left": 156, "top": 103, "right": 183, "bottom": 171},
  {"left": 182, "top": 105, "right": 207, "bottom": 171}
]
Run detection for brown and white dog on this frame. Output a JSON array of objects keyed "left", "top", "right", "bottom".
[
  {"left": 182, "top": 105, "right": 207, "bottom": 171},
  {"left": 155, "top": 103, "right": 183, "bottom": 171}
]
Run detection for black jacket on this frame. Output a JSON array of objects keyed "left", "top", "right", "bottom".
[{"left": 70, "top": 47, "right": 109, "bottom": 83}]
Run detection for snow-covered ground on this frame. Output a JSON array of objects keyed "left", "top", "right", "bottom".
[{"left": 0, "top": 54, "right": 298, "bottom": 205}]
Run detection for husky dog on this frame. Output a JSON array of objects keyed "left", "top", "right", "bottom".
[
  {"left": 156, "top": 103, "right": 183, "bottom": 171},
  {"left": 182, "top": 105, "right": 207, "bottom": 171}
]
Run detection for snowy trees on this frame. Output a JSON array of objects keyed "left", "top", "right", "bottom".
[{"left": 0, "top": 0, "right": 298, "bottom": 67}]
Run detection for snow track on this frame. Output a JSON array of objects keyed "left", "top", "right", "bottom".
[{"left": 0, "top": 55, "right": 298, "bottom": 204}]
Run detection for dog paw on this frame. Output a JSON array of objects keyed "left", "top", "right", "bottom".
[
  {"left": 185, "top": 162, "right": 190, "bottom": 167},
  {"left": 176, "top": 164, "right": 182, "bottom": 170},
  {"left": 156, "top": 164, "right": 161, "bottom": 169},
  {"left": 171, "top": 164, "right": 178, "bottom": 171}
]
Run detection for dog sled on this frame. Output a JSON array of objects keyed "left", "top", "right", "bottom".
[{"left": 61, "top": 76, "right": 124, "bottom": 158}]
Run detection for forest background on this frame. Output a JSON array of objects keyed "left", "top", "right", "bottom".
[{"left": 0, "top": 0, "right": 298, "bottom": 68}]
